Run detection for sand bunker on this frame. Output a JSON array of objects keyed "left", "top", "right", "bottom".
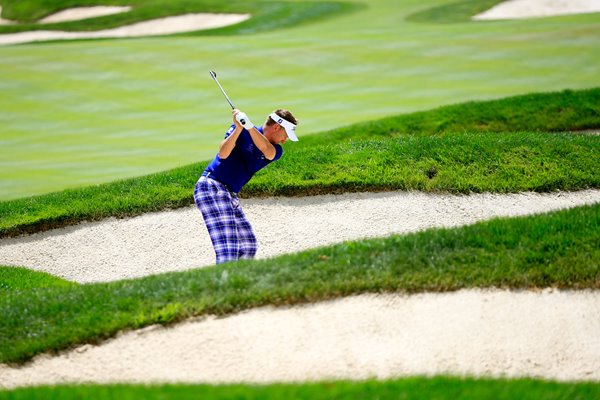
[
  {"left": 474, "top": 0, "right": 600, "bottom": 20},
  {"left": 0, "top": 10, "right": 249, "bottom": 45},
  {"left": 1, "top": 189, "right": 598, "bottom": 283},
  {"left": 1, "top": 289, "right": 599, "bottom": 388}
]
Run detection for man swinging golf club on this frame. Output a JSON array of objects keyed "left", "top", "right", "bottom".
[{"left": 195, "top": 71, "right": 298, "bottom": 264}]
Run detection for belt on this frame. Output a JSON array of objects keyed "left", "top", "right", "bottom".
[{"left": 201, "top": 171, "right": 237, "bottom": 194}]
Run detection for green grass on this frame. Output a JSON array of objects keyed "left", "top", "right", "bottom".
[
  {"left": 2, "top": 376, "right": 599, "bottom": 400},
  {"left": 250, "top": 131, "right": 599, "bottom": 195},
  {"left": 0, "top": 266, "right": 76, "bottom": 290},
  {"left": 1, "top": 203, "right": 598, "bottom": 365},
  {"left": 1, "top": 0, "right": 599, "bottom": 200},
  {"left": 307, "top": 87, "right": 600, "bottom": 141},
  {"left": 1, "top": 88, "right": 598, "bottom": 238},
  {"left": 407, "top": 0, "right": 502, "bottom": 23}
]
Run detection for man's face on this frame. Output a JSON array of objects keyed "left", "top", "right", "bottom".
[{"left": 265, "top": 123, "right": 288, "bottom": 145}]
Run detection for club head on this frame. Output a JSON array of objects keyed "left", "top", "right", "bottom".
[{"left": 209, "top": 70, "right": 217, "bottom": 79}]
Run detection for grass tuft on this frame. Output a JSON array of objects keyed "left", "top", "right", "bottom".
[{"left": 0, "top": 266, "right": 77, "bottom": 290}]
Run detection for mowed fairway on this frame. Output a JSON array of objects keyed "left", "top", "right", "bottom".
[{"left": 1, "top": 0, "right": 599, "bottom": 200}]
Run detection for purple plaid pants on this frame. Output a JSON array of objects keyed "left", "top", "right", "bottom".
[{"left": 194, "top": 176, "right": 258, "bottom": 264}]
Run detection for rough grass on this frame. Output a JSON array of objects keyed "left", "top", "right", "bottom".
[
  {"left": 1, "top": 376, "right": 599, "bottom": 400},
  {"left": 0, "top": 266, "right": 76, "bottom": 290}
]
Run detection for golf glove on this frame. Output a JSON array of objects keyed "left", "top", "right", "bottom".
[{"left": 236, "top": 112, "right": 254, "bottom": 130}]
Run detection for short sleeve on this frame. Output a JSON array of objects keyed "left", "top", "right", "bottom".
[
  {"left": 224, "top": 124, "right": 236, "bottom": 138},
  {"left": 272, "top": 144, "right": 283, "bottom": 161}
]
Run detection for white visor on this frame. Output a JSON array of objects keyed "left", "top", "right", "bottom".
[{"left": 269, "top": 113, "right": 298, "bottom": 141}]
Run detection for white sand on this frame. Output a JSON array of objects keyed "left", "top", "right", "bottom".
[
  {"left": 1, "top": 189, "right": 598, "bottom": 283},
  {"left": 474, "top": 0, "right": 600, "bottom": 20},
  {"left": 1, "top": 289, "right": 599, "bottom": 389}
]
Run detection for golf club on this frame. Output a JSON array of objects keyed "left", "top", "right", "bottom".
[{"left": 209, "top": 70, "right": 246, "bottom": 124}]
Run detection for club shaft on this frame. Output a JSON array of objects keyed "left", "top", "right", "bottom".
[
  {"left": 210, "top": 73, "right": 235, "bottom": 109},
  {"left": 209, "top": 70, "right": 246, "bottom": 125}
]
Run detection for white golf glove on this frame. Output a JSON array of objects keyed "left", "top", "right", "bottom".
[{"left": 236, "top": 112, "right": 254, "bottom": 130}]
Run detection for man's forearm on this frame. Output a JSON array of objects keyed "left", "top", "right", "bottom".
[{"left": 219, "top": 127, "right": 242, "bottom": 159}]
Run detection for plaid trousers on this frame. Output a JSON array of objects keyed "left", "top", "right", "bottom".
[{"left": 194, "top": 176, "right": 258, "bottom": 264}]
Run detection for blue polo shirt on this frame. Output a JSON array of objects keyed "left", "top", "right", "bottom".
[{"left": 204, "top": 124, "right": 283, "bottom": 193}]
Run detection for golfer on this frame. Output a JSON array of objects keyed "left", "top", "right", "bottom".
[{"left": 194, "top": 108, "right": 299, "bottom": 264}]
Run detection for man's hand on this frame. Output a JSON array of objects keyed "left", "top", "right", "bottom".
[{"left": 234, "top": 109, "right": 254, "bottom": 130}]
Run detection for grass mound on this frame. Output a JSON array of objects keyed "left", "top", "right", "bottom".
[{"left": 0, "top": 88, "right": 599, "bottom": 238}]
